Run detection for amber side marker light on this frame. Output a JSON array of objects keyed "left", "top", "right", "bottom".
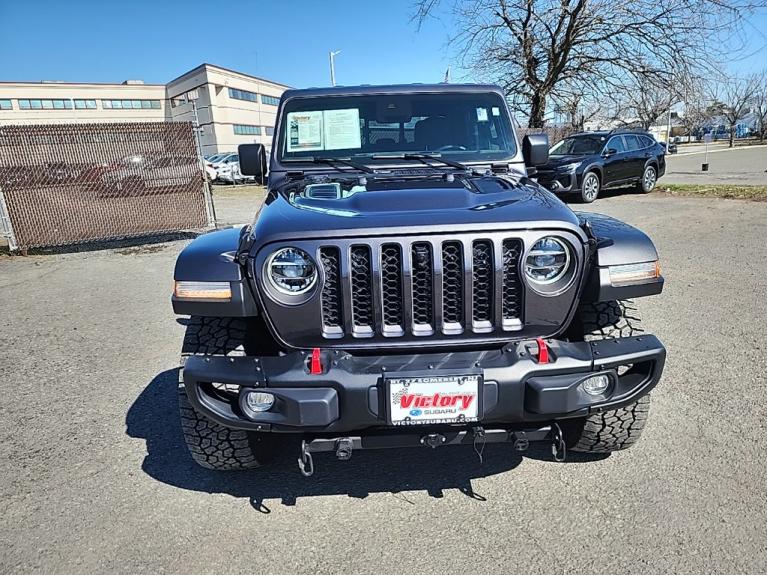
[
  {"left": 173, "top": 280, "right": 232, "bottom": 301},
  {"left": 608, "top": 261, "right": 662, "bottom": 287}
]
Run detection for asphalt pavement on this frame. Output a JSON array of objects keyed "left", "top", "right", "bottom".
[
  {"left": 1, "top": 191, "right": 766, "bottom": 574},
  {"left": 664, "top": 144, "right": 767, "bottom": 185}
]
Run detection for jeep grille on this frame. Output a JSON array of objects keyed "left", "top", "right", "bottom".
[{"left": 318, "top": 236, "right": 524, "bottom": 340}]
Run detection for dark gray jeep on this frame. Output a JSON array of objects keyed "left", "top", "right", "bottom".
[{"left": 172, "top": 84, "right": 665, "bottom": 475}]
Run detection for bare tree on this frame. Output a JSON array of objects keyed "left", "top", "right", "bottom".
[
  {"left": 711, "top": 74, "right": 759, "bottom": 147},
  {"left": 608, "top": 73, "right": 678, "bottom": 130},
  {"left": 678, "top": 77, "right": 712, "bottom": 141},
  {"left": 413, "top": 0, "right": 766, "bottom": 127},
  {"left": 753, "top": 71, "right": 767, "bottom": 143}
]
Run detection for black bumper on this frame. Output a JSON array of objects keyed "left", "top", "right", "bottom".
[{"left": 183, "top": 334, "right": 665, "bottom": 434}]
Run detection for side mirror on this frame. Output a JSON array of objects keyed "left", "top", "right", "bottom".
[
  {"left": 522, "top": 133, "right": 549, "bottom": 166},
  {"left": 603, "top": 148, "right": 617, "bottom": 157},
  {"left": 238, "top": 144, "right": 267, "bottom": 185}
]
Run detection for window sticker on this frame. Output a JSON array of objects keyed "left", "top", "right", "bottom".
[
  {"left": 286, "top": 109, "right": 362, "bottom": 152},
  {"left": 492, "top": 107, "right": 500, "bottom": 116},
  {"left": 324, "top": 108, "right": 361, "bottom": 150},
  {"left": 476, "top": 107, "right": 489, "bottom": 122},
  {"left": 287, "top": 111, "right": 324, "bottom": 152}
]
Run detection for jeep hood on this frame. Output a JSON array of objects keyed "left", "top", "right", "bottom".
[{"left": 253, "top": 175, "right": 582, "bottom": 243}]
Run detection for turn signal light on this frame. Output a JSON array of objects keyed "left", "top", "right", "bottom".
[
  {"left": 173, "top": 280, "right": 232, "bottom": 301},
  {"left": 608, "top": 261, "right": 661, "bottom": 287}
]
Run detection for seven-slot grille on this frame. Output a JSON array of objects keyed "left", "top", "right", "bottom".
[{"left": 318, "top": 237, "right": 524, "bottom": 339}]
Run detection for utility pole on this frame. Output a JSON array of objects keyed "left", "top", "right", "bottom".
[
  {"left": 329, "top": 50, "right": 342, "bottom": 86},
  {"left": 666, "top": 107, "right": 672, "bottom": 145}
]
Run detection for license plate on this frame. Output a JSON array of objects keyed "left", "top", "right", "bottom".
[{"left": 386, "top": 374, "right": 481, "bottom": 426}]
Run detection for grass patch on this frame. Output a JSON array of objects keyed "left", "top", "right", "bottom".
[{"left": 658, "top": 184, "right": 767, "bottom": 201}]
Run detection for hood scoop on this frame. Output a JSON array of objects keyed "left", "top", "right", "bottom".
[{"left": 304, "top": 182, "right": 342, "bottom": 199}]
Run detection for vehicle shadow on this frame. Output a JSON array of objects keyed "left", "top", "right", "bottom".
[{"left": 126, "top": 369, "right": 605, "bottom": 510}]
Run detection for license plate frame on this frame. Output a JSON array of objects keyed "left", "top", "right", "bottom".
[{"left": 384, "top": 372, "right": 483, "bottom": 427}]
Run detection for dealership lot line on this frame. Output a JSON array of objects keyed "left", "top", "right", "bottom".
[{"left": 1, "top": 192, "right": 766, "bottom": 574}]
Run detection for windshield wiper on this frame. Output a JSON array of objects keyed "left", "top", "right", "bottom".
[
  {"left": 283, "top": 156, "right": 375, "bottom": 174},
  {"left": 368, "top": 153, "right": 469, "bottom": 171}
]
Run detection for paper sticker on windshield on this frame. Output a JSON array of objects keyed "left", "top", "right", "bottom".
[
  {"left": 287, "top": 111, "right": 324, "bottom": 152},
  {"left": 476, "top": 107, "right": 489, "bottom": 122},
  {"left": 492, "top": 107, "right": 500, "bottom": 116},
  {"left": 324, "top": 108, "right": 361, "bottom": 150}
]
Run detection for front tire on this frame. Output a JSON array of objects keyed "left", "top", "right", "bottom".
[
  {"left": 178, "top": 316, "right": 273, "bottom": 470},
  {"left": 561, "top": 300, "right": 651, "bottom": 453},
  {"left": 580, "top": 171, "right": 600, "bottom": 203}
]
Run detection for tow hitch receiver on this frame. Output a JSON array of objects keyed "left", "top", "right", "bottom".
[{"left": 420, "top": 433, "right": 446, "bottom": 448}]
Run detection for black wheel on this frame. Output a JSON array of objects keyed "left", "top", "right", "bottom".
[
  {"left": 580, "top": 171, "right": 600, "bottom": 203},
  {"left": 178, "top": 316, "right": 274, "bottom": 470},
  {"left": 560, "top": 300, "right": 651, "bottom": 453},
  {"left": 638, "top": 165, "right": 657, "bottom": 193}
]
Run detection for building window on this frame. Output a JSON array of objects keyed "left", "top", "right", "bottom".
[
  {"left": 74, "top": 99, "right": 97, "bottom": 109},
  {"left": 265, "top": 126, "right": 274, "bottom": 136},
  {"left": 0, "top": 99, "right": 12, "bottom": 110},
  {"left": 18, "top": 99, "right": 73, "bottom": 110},
  {"left": 228, "top": 87, "right": 258, "bottom": 102},
  {"left": 261, "top": 94, "right": 280, "bottom": 106},
  {"left": 233, "top": 124, "right": 261, "bottom": 135},
  {"left": 102, "top": 99, "right": 161, "bottom": 110}
]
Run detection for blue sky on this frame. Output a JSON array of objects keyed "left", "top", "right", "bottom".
[
  {"left": 0, "top": 0, "right": 454, "bottom": 86},
  {"left": 1, "top": 0, "right": 765, "bottom": 87}
]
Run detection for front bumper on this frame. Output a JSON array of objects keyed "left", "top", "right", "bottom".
[{"left": 183, "top": 334, "right": 665, "bottom": 434}]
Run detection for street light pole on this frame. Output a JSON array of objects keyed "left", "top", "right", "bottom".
[{"left": 329, "top": 50, "right": 341, "bottom": 86}]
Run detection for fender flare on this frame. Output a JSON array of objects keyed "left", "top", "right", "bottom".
[{"left": 172, "top": 227, "right": 259, "bottom": 317}]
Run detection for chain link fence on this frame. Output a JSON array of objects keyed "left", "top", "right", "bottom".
[{"left": 0, "top": 121, "right": 214, "bottom": 251}]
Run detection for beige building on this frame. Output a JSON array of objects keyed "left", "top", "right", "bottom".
[{"left": 0, "top": 63, "right": 289, "bottom": 155}]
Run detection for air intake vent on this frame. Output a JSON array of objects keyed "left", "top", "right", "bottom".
[
  {"left": 381, "top": 244, "right": 404, "bottom": 336},
  {"left": 319, "top": 247, "right": 342, "bottom": 337},
  {"left": 441, "top": 241, "right": 464, "bottom": 334},
  {"left": 472, "top": 240, "right": 493, "bottom": 331}
]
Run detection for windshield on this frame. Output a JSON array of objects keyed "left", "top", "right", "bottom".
[
  {"left": 550, "top": 135, "right": 606, "bottom": 156},
  {"left": 277, "top": 92, "right": 517, "bottom": 164}
]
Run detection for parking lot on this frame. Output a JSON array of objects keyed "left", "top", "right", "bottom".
[
  {"left": 664, "top": 144, "right": 767, "bottom": 185},
  {"left": 1, "top": 189, "right": 766, "bottom": 574}
]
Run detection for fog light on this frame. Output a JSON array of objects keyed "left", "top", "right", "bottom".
[
  {"left": 581, "top": 374, "right": 611, "bottom": 396},
  {"left": 244, "top": 391, "right": 275, "bottom": 412}
]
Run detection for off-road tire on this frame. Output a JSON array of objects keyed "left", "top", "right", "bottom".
[
  {"left": 561, "top": 300, "right": 651, "bottom": 453},
  {"left": 178, "top": 316, "right": 272, "bottom": 470}
]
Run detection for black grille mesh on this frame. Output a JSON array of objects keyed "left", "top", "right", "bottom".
[
  {"left": 411, "top": 243, "right": 433, "bottom": 326},
  {"left": 319, "top": 247, "right": 342, "bottom": 328},
  {"left": 381, "top": 244, "right": 404, "bottom": 326},
  {"left": 472, "top": 240, "right": 493, "bottom": 322},
  {"left": 502, "top": 239, "right": 523, "bottom": 319},
  {"left": 441, "top": 241, "right": 464, "bottom": 325},
  {"left": 350, "top": 246, "right": 374, "bottom": 327}
]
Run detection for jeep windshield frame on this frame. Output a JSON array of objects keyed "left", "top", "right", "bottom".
[{"left": 275, "top": 89, "right": 518, "bottom": 168}]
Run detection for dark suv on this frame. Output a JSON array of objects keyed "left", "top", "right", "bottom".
[
  {"left": 535, "top": 130, "right": 666, "bottom": 203},
  {"left": 171, "top": 85, "right": 665, "bottom": 475}
]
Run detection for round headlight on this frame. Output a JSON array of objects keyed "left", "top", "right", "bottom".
[
  {"left": 267, "top": 247, "right": 317, "bottom": 295},
  {"left": 525, "top": 237, "right": 570, "bottom": 284}
]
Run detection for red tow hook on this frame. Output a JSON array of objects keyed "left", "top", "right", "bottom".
[
  {"left": 309, "top": 347, "right": 323, "bottom": 375},
  {"left": 535, "top": 337, "right": 550, "bottom": 364}
]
